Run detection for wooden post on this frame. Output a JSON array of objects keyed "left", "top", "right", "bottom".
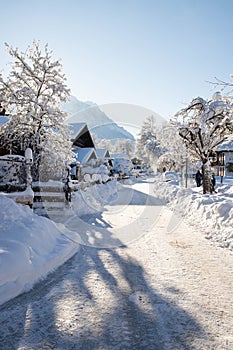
[{"left": 25, "top": 148, "right": 33, "bottom": 189}]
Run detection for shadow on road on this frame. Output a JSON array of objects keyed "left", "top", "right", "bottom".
[
  {"left": 58, "top": 184, "right": 165, "bottom": 248},
  {"left": 0, "top": 244, "right": 207, "bottom": 350},
  {"left": 0, "top": 182, "right": 208, "bottom": 349}
]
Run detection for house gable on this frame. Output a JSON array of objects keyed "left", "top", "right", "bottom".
[
  {"left": 73, "top": 147, "right": 97, "bottom": 165},
  {"left": 69, "top": 122, "right": 95, "bottom": 149},
  {"left": 216, "top": 140, "right": 233, "bottom": 152},
  {"left": 96, "top": 148, "right": 111, "bottom": 159},
  {"left": 0, "top": 116, "right": 9, "bottom": 126}
]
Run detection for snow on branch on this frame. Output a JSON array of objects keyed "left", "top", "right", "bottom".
[
  {"left": 0, "top": 41, "right": 73, "bottom": 181},
  {"left": 173, "top": 93, "right": 233, "bottom": 193}
]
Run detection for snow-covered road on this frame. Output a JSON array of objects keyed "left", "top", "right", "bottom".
[{"left": 1, "top": 180, "right": 233, "bottom": 349}]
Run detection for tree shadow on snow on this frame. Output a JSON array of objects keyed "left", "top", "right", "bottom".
[
  {"left": 0, "top": 185, "right": 208, "bottom": 349},
  {"left": 60, "top": 185, "right": 166, "bottom": 248},
  {"left": 0, "top": 244, "right": 209, "bottom": 350}
]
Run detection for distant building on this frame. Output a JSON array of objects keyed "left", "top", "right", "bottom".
[
  {"left": 69, "top": 122, "right": 95, "bottom": 149},
  {"left": 73, "top": 147, "right": 97, "bottom": 165},
  {"left": 212, "top": 140, "right": 233, "bottom": 176},
  {"left": 96, "top": 148, "right": 113, "bottom": 167},
  {"left": 68, "top": 123, "right": 97, "bottom": 180}
]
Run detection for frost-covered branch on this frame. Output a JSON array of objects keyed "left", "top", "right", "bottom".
[
  {"left": 0, "top": 41, "right": 72, "bottom": 181},
  {"left": 173, "top": 93, "right": 233, "bottom": 193}
]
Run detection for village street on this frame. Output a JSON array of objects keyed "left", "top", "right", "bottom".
[{"left": 0, "top": 179, "right": 233, "bottom": 350}]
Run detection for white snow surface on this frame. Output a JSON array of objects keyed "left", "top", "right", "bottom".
[
  {"left": 153, "top": 176, "right": 233, "bottom": 250},
  {"left": 0, "top": 194, "right": 78, "bottom": 306},
  {"left": 0, "top": 181, "right": 119, "bottom": 306},
  {"left": 1, "top": 175, "right": 233, "bottom": 307}
]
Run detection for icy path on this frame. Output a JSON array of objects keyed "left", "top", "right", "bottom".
[{"left": 1, "top": 180, "right": 233, "bottom": 349}]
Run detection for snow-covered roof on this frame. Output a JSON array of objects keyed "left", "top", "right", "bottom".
[
  {"left": 69, "top": 122, "right": 86, "bottom": 138},
  {"left": 73, "top": 147, "right": 97, "bottom": 164},
  {"left": 216, "top": 141, "right": 233, "bottom": 152},
  {"left": 0, "top": 116, "right": 9, "bottom": 126},
  {"left": 69, "top": 122, "right": 95, "bottom": 148},
  {"left": 96, "top": 148, "right": 111, "bottom": 159}
]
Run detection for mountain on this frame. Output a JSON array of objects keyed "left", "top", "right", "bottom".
[{"left": 61, "top": 96, "right": 135, "bottom": 141}]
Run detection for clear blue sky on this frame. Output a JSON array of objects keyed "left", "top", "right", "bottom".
[{"left": 1, "top": 0, "right": 233, "bottom": 123}]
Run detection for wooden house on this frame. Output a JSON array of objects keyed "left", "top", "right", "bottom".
[
  {"left": 69, "top": 122, "right": 95, "bottom": 149},
  {"left": 96, "top": 148, "right": 113, "bottom": 167},
  {"left": 68, "top": 123, "right": 97, "bottom": 180},
  {"left": 213, "top": 141, "right": 233, "bottom": 176},
  {"left": 73, "top": 147, "right": 97, "bottom": 165}
]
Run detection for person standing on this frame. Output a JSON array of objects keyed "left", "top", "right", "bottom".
[{"left": 195, "top": 170, "right": 202, "bottom": 187}]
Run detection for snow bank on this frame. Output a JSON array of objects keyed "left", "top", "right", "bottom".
[
  {"left": 71, "top": 180, "right": 119, "bottom": 216},
  {"left": 153, "top": 178, "right": 233, "bottom": 250},
  {"left": 0, "top": 180, "right": 120, "bottom": 306},
  {"left": 0, "top": 194, "right": 78, "bottom": 306}
]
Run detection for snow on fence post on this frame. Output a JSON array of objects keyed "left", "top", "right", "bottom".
[
  {"left": 18, "top": 148, "right": 34, "bottom": 207},
  {"left": 25, "top": 148, "right": 33, "bottom": 189}
]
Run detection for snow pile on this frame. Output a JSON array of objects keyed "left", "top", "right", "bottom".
[
  {"left": 0, "top": 180, "right": 120, "bottom": 306},
  {"left": 0, "top": 194, "right": 78, "bottom": 306},
  {"left": 71, "top": 180, "right": 119, "bottom": 216},
  {"left": 153, "top": 178, "right": 233, "bottom": 250}
]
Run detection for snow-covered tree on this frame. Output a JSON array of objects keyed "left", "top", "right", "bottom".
[
  {"left": 0, "top": 41, "right": 73, "bottom": 181},
  {"left": 173, "top": 93, "right": 233, "bottom": 193},
  {"left": 92, "top": 135, "right": 113, "bottom": 152},
  {"left": 93, "top": 136, "right": 134, "bottom": 158},
  {"left": 209, "top": 75, "right": 233, "bottom": 96},
  {"left": 157, "top": 122, "right": 193, "bottom": 173},
  {"left": 114, "top": 139, "right": 133, "bottom": 158},
  {"left": 112, "top": 156, "right": 133, "bottom": 176},
  {"left": 136, "top": 115, "right": 160, "bottom": 167}
]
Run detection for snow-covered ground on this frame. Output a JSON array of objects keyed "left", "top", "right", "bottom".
[
  {"left": 0, "top": 179, "right": 232, "bottom": 349},
  {"left": 0, "top": 194, "right": 78, "bottom": 306},
  {"left": 0, "top": 175, "right": 233, "bottom": 309},
  {"left": 153, "top": 175, "right": 233, "bottom": 250},
  {"left": 0, "top": 181, "right": 119, "bottom": 306}
]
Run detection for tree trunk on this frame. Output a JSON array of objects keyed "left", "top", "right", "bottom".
[{"left": 202, "top": 161, "right": 212, "bottom": 194}]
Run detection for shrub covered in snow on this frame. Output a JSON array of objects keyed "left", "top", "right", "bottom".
[
  {"left": 0, "top": 155, "right": 26, "bottom": 188},
  {"left": 112, "top": 156, "right": 133, "bottom": 176}
]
